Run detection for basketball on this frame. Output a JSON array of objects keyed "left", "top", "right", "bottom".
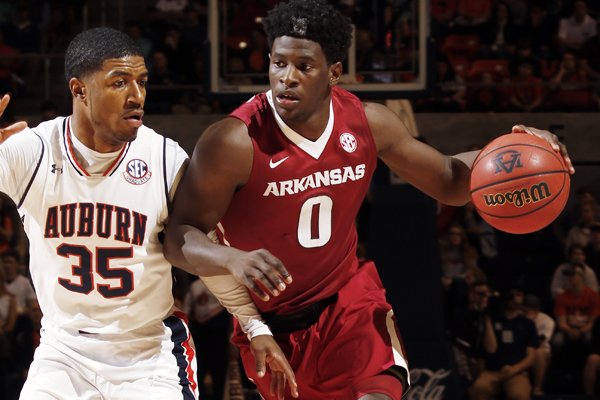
[{"left": 470, "top": 133, "right": 570, "bottom": 234}]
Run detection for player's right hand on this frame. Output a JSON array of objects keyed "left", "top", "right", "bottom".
[
  {"left": 225, "top": 248, "right": 292, "bottom": 301},
  {"left": 0, "top": 94, "right": 27, "bottom": 144},
  {"left": 250, "top": 334, "right": 299, "bottom": 399}
]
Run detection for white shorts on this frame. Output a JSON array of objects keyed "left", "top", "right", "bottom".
[{"left": 19, "top": 312, "right": 199, "bottom": 400}]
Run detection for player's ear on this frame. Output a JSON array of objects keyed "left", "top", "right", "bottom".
[
  {"left": 328, "top": 62, "right": 342, "bottom": 86},
  {"left": 69, "top": 77, "right": 86, "bottom": 101}
]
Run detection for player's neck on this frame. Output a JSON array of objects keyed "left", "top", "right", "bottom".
[{"left": 70, "top": 115, "right": 124, "bottom": 153}]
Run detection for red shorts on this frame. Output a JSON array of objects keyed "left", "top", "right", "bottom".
[{"left": 232, "top": 261, "right": 409, "bottom": 399}]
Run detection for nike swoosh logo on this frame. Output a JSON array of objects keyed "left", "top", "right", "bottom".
[{"left": 269, "top": 156, "right": 289, "bottom": 168}]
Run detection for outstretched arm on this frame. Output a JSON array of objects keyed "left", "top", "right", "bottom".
[
  {"left": 366, "top": 102, "right": 574, "bottom": 206},
  {"left": 163, "top": 117, "right": 298, "bottom": 398}
]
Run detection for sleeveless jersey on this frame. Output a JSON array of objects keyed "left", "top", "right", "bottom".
[
  {"left": 0, "top": 117, "right": 187, "bottom": 335},
  {"left": 225, "top": 87, "right": 377, "bottom": 314}
]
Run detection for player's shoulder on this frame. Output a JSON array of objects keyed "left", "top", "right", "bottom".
[
  {"left": 136, "top": 124, "right": 178, "bottom": 147},
  {"left": 30, "top": 116, "right": 66, "bottom": 137}
]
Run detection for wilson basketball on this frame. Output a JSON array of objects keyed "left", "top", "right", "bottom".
[{"left": 470, "top": 133, "right": 570, "bottom": 234}]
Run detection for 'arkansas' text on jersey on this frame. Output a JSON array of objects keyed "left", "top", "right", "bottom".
[
  {"left": 44, "top": 202, "right": 148, "bottom": 245},
  {"left": 263, "top": 164, "right": 366, "bottom": 197}
]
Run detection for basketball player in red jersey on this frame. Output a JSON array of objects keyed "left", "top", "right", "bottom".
[{"left": 164, "top": 0, "right": 574, "bottom": 399}]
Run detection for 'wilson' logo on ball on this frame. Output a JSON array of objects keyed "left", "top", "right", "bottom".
[
  {"left": 482, "top": 182, "right": 551, "bottom": 208},
  {"left": 493, "top": 150, "right": 523, "bottom": 173}
]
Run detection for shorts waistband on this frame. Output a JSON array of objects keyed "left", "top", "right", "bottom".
[{"left": 262, "top": 294, "right": 338, "bottom": 333}]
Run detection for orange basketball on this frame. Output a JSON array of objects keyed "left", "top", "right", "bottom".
[{"left": 470, "top": 133, "right": 570, "bottom": 234}]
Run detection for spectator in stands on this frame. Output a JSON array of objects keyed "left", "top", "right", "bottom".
[
  {"left": 418, "top": 56, "right": 465, "bottom": 112},
  {"left": 523, "top": 294, "right": 556, "bottom": 397},
  {"left": 468, "top": 288, "right": 539, "bottom": 400},
  {"left": 581, "top": 19, "right": 600, "bottom": 81},
  {"left": 551, "top": 244, "right": 599, "bottom": 298},
  {"left": 7, "top": 298, "right": 42, "bottom": 399},
  {"left": 184, "top": 278, "right": 230, "bottom": 400},
  {"left": 0, "top": 260, "right": 16, "bottom": 334},
  {"left": 146, "top": 49, "right": 179, "bottom": 113},
  {"left": 547, "top": 51, "right": 593, "bottom": 111},
  {"left": 479, "top": 1, "right": 519, "bottom": 59},
  {"left": 125, "top": 20, "right": 153, "bottom": 60},
  {"left": 461, "top": 202, "right": 498, "bottom": 271},
  {"left": 431, "top": 0, "right": 457, "bottom": 38},
  {"left": 586, "top": 223, "right": 600, "bottom": 276},
  {"left": 523, "top": 4, "right": 558, "bottom": 60},
  {"left": 557, "top": 0, "right": 596, "bottom": 55},
  {"left": 565, "top": 200, "right": 599, "bottom": 252},
  {"left": 0, "top": 29, "right": 18, "bottom": 96},
  {"left": 440, "top": 223, "right": 479, "bottom": 287},
  {"left": 2, "top": 251, "right": 36, "bottom": 315},
  {"left": 451, "top": 0, "right": 492, "bottom": 35},
  {"left": 583, "top": 316, "right": 600, "bottom": 397},
  {"left": 509, "top": 38, "right": 542, "bottom": 78},
  {"left": 467, "top": 71, "right": 505, "bottom": 112},
  {"left": 507, "top": 60, "right": 544, "bottom": 112},
  {"left": 0, "top": 193, "right": 22, "bottom": 256},
  {"left": 503, "top": 0, "right": 528, "bottom": 27},
  {"left": 41, "top": 5, "right": 72, "bottom": 53},
  {"left": 451, "top": 279, "right": 497, "bottom": 387},
  {"left": 552, "top": 264, "right": 600, "bottom": 354},
  {"left": 5, "top": 5, "right": 41, "bottom": 97},
  {"left": 561, "top": 186, "right": 599, "bottom": 237},
  {"left": 39, "top": 99, "right": 58, "bottom": 122},
  {"left": 0, "top": 261, "right": 16, "bottom": 394}
]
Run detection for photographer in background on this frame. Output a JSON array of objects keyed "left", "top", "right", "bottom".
[
  {"left": 469, "top": 288, "right": 539, "bottom": 400},
  {"left": 450, "top": 280, "right": 497, "bottom": 389},
  {"left": 523, "top": 294, "right": 556, "bottom": 397}
]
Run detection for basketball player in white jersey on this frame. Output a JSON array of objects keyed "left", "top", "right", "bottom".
[{"left": 0, "top": 27, "right": 296, "bottom": 399}]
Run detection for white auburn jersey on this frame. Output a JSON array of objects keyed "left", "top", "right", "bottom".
[{"left": 0, "top": 116, "right": 187, "bottom": 335}]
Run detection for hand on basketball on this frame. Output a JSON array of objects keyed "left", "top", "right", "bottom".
[
  {"left": 250, "top": 335, "right": 299, "bottom": 399},
  {"left": 225, "top": 248, "right": 292, "bottom": 301},
  {"left": 511, "top": 125, "right": 575, "bottom": 174},
  {"left": 0, "top": 94, "right": 27, "bottom": 144}
]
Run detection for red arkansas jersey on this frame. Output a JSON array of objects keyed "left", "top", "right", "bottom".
[{"left": 223, "top": 86, "right": 377, "bottom": 314}]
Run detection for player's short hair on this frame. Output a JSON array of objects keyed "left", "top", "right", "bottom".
[
  {"left": 64, "top": 27, "right": 143, "bottom": 81},
  {"left": 262, "top": 0, "right": 352, "bottom": 64}
]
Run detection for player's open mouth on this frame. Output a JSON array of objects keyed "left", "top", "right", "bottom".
[
  {"left": 124, "top": 111, "right": 144, "bottom": 127},
  {"left": 276, "top": 93, "right": 299, "bottom": 106}
]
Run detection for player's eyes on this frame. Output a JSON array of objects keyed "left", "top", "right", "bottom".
[{"left": 113, "top": 80, "right": 125, "bottom": 87}]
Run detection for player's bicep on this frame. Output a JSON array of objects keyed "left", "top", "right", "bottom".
[
  {"left": 367, "top": 104, "right": 448, "bottom": 186},
  {"left": 170, "top": 119, "right": 252, "bottom": 233}
]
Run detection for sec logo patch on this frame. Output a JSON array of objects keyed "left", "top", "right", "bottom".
[
  {"left": 124, "top": 159, "right": 152, "bottom": 185},
  {"left": 340, "top": 132, "right": 357, "bottom": 153}
]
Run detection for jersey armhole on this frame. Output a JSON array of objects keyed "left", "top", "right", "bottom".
[{"left": 16, "top": 131, "right": 45, "bottom": 209}]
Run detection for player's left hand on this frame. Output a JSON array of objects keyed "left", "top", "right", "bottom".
[
  {"left": 512, "top": 125, "right": 575, "bottom": 174},
  {"left": 250, "top": 335, "right": 299, "bottom": 399},
  {"left": 0, "top": 94, "right": 27, "bottom": 144}
]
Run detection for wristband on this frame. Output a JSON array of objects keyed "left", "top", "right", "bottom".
[{"left": 244, "top": 318, "right": 273, "bottom": 341}]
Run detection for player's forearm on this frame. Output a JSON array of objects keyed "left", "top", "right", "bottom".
[
  {"left": 199, "top": 274, "right": 266, "bottom": 331},
  {"left": 441, "top": 152, "right": 478, "bottom": 205},
  {"left": 163, "top": 223, "right": 236, "bottom": 276}
]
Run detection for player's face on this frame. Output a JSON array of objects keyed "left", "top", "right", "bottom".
[
  {"left": 269, "top": 36, "right": 341, "bottom": 126},
  {"left": 81, "top": 56, "right": 148, "bottom": 148}
]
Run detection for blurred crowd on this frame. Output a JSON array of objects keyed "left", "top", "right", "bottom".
[
  {"left": 0, "top": 1, "right": 599, "bottom": 114},
  {"left": 438, "top": 185, "right": 600, "bottom": 398}
]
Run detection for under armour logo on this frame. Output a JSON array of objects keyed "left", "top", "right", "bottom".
[
  {"left": 51, "top": 164, "right": 63, "bottom": 174},
  {"left": 493, "top": 150, "right": 522, "bottom": 174}
]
